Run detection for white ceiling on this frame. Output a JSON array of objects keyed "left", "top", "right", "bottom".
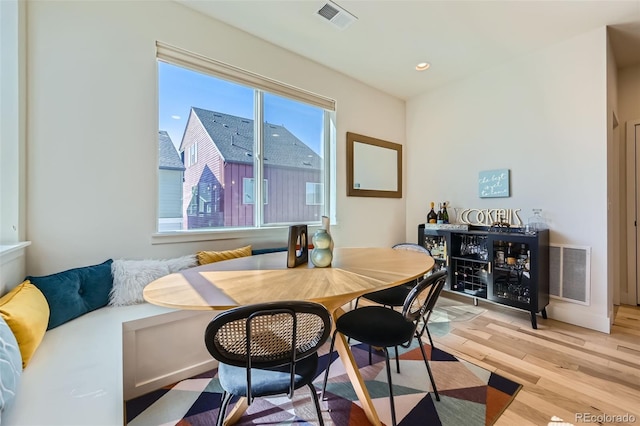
[{"left": 178, "top": 0, "right": 640, "bottom": 100}]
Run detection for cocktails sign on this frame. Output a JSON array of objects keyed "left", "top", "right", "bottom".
[{"left": 457, "top": 208, "right": 523, "bottom": 227}]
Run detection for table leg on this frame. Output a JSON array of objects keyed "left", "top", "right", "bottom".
[
  {"left": 223, "top": 397, "right": 248, "bottom": 426},
  {"left": 332, "top": 310, "right": 382, "bottom": 426}
]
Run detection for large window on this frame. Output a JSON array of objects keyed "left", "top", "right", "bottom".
[{"left": 156, "top": 42, "right": 335, "bottom": 233}]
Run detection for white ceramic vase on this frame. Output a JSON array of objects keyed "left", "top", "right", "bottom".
[{"left": 311, "top": 229, "right": 333, "bottom": 267}]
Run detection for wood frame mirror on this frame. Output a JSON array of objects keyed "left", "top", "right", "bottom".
[{"left": 346, "top": 132, "right": 402, "bottom": 198}]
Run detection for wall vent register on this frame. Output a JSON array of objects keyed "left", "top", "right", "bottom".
[{"left": 549, "top": 244, "right": 590, "bottom": 305}]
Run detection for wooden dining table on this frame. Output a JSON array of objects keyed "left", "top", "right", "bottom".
[{"left": 143, "top": 246, "right": 434, "bottom": 425}]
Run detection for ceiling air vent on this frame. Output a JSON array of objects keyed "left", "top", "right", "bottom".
[{"left": 316, "top": 1, "right": 357, "bottom": 30}]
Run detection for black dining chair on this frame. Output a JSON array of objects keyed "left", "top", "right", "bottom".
[
  {"left": 204, "top": 301, "right": 332, "bottom": 426},
  {"left": 321, "top": 270, "right": 448, "bottom": 426},
  {"left": 352, "top": 243, "right": 432, "bottom": 310},
  {"left": 350, "top": 243, "right": 433, "bottom": 372}
]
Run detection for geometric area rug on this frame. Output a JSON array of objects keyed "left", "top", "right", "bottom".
[{"left": 125, "top": 340, "right": 521, "bottom": 426}]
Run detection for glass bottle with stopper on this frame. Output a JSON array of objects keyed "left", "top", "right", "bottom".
[{"left": 526, "top": 209, "right": 547, "bottom": 234}]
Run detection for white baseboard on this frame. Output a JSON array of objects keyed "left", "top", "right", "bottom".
[{"left": 546, "top": 302, "right": 611, "bottom": 334}]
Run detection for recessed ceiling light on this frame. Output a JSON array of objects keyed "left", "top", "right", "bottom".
[{"left": 416, "top": 62, "right": 430, "bottom": 71}]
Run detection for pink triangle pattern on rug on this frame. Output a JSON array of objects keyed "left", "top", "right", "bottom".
[{"left": 125, "top": 341, "right": 521, "bottom": 426}]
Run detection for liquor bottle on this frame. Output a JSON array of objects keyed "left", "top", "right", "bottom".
[
  {"left": 518, "top": 243, "right": 528, "bottom": 268},
  {"left": 427, "top": 202, "right": 437, "bottom": 224},
  {"left": 431, "top": 240, "right": 440, "bottom": 257},
  {"left": 436, "top": 203, "right": 444, "bottom": 224},
  {"left": 506, "top": 242, "right": 516, "bottom": 266},
  {"left": 442, "top": 202, "right": 450, "bottom": 224},
  {"left": 495, "top": 241, "right": 505, "bottom": 266}
]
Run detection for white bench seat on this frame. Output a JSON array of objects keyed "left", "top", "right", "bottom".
[{"left": 4, "top": 303, "right": 214, "bottom": 426}]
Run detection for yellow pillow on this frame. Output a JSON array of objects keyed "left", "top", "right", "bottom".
[
  {"left": 0, "top": 280, "right": 50, "bottom": 368},
  {"left": 197, "top": 245, "right": 252, "bottom": 265}
]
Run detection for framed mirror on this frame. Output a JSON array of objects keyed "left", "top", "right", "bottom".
[{"left": 346, "top": 132, "right": 402, "bottom": 198}]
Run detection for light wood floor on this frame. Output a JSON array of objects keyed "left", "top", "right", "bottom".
[{"left": 433, "top": 293, "right": 640, "bottom": 426}]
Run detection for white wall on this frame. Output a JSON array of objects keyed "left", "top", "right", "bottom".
[
  {"left": 24, "top": 0, "right": 406, "bottom": 276},
  {"left": 406, "top": 27, "right": 611, "bottom": 332}
]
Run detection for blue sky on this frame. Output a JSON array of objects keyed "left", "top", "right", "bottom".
[{"left": 158, "top": 61, "right": 324, "bottom": 153}]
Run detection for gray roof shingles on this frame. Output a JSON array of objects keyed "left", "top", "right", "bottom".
[
  {"left": 192, "top": 107, "right": 322, "bottom": 170},
  {"left": 158, "top": 130, "right": 185, "bottom": 171}
]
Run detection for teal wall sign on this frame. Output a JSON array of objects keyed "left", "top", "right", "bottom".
[{"left": 478, "top": 169, "right": 510, "bottom": 198}]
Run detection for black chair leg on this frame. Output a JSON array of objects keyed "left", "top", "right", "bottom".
[
  {"left": 394, "top": 346, "right": 400, "bottom": 373},
  {"left": 308, "top": 383, "right": 325, "bottom": 426},
  {"left": 425, "top": 324, "right": 435, "bottom": 349},
  {"left": 418, "top": 341, "right": 440, "bottom": 401},
  {"left": 382, "top": 348, "right": 397, "bottom": 426},
  {"left": 216, "top": 391, "right": 233, "bottom": 426},
  {"left": 353, "top": 297, "right": 361, "bottom": 310},
  {"left": 321, "top": 331, "right": 338, "bottom": 400},
  {"left": 369, "top": 345, "right": 398, "bottom": 372}
]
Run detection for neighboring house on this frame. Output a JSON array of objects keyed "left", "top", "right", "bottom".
[
  {"left": 180, "top": 108, "right": 323, "bottom": 229},
  {"left": 158, "top": 130, "right": 185, "bottom": 232}
]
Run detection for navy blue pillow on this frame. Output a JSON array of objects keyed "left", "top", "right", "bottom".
[
  {"left": 251, "top": 247, "right": 287, "bottom": 255},
  {"left": 27, "top": 259, "right": 113, "bottom": 330}
]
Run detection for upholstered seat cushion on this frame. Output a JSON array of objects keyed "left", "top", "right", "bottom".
[
  {"left": 218, "top": 354, "right": 318, "bottom": 397},
  {"left": 27, "top": 259, "right": 113, "bottom": 330},
  {"left": 336, "top": 306, "right": 415, "bottom": 348}
]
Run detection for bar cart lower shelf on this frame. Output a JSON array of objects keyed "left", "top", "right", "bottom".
[{"left": 445, "top": 289, "right": 549, "bottom": 329}]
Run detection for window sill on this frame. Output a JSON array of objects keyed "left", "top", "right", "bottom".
[
  {"left": 0, "top": 241, "right": 31, "bottom": 263},
  {"left": 151, "top": 224, "right": 335, "bottom": 245}
]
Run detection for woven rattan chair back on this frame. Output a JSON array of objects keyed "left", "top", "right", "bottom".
[
  {"left": 206, "top": 301, "right": 330, "bottom": 369},
  {"left": 205, "top": 301, "right": 331, "bottom": 369}
]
